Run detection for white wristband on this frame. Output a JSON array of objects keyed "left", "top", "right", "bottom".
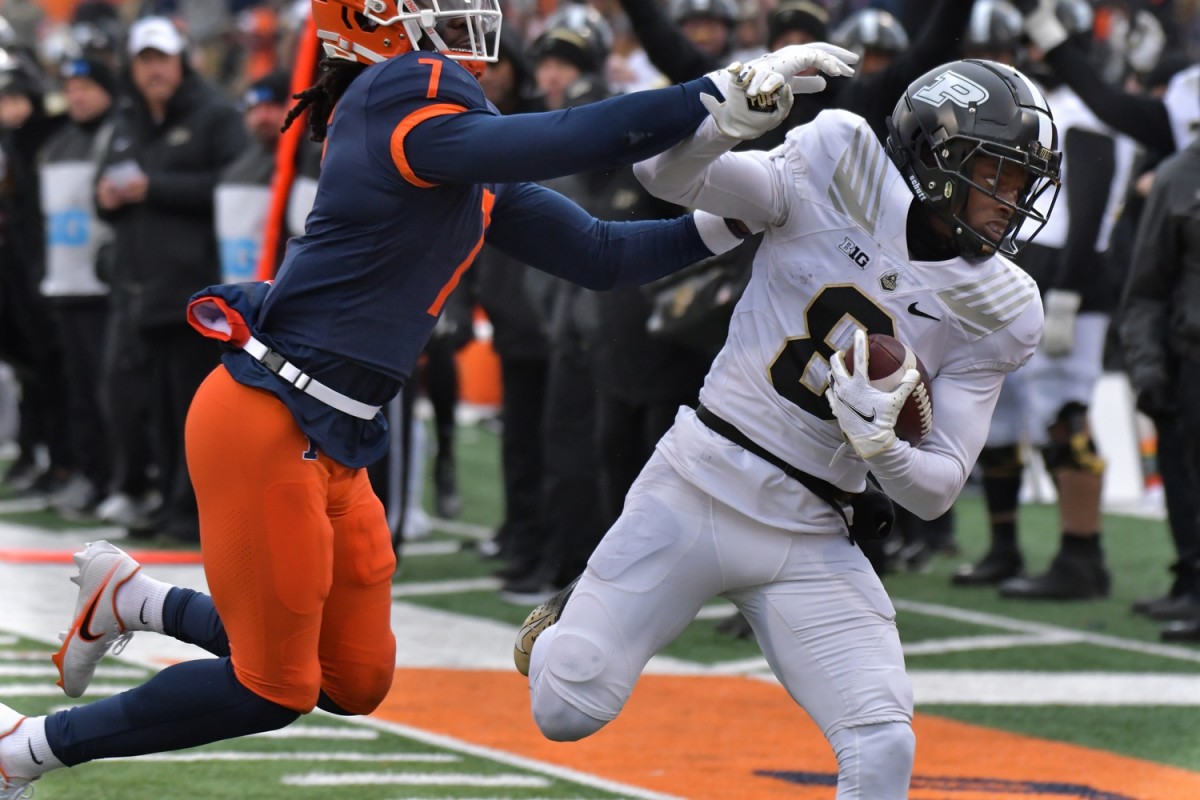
[{"left": 693, "top": 210, "right": 747, "bottom": 255}]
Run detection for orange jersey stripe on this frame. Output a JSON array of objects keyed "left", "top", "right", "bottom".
[
  {"left": 389, "top": 103, "right": 466, "bottom": 188},
  {"left": 426, "top": 189, "right": 495, "bottom": 316}
]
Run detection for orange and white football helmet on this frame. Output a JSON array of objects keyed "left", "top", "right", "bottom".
[{"left": 311, "top": 0, "right": 501, "bottom": 75}]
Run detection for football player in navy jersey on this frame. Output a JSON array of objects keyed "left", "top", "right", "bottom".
[{"left": 0, "top": 2, "right": 856, "bottom": 793}]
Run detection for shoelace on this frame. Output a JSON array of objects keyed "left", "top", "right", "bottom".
[
  {"left": 110, "top": 631, "right": 134, "bottom": 657},
  {"left": 0, "top": 779, "right": 33, "bottom": 800}
]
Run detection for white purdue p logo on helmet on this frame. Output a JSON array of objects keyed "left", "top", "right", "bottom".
[{"left": 913, "top": 70, "right": 990, "bottom": 109}]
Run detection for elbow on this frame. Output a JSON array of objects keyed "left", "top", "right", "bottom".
[
  {"left": 632, "top": 160, "right": 661, "bottom": 193},
  {"left": 633, "top": 160, "right": 692, "bottom": 206}
]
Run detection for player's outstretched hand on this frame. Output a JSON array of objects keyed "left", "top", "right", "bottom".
[
  {"left": 1017, "top": 0, "right": 1070, "bottom": 52},
  {"left": 741, "top": 42, "right": 858, "bottom": 95},
  {"left": 825, "top": 329, "right": 919, "bottom": 459},
  {"left": 700, "top": 61, "right": 794, "bottom": 140}
]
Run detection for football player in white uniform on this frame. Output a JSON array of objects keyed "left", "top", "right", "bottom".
[{"left": 513, "top": 58, "right": 1060, "bottom": 799}]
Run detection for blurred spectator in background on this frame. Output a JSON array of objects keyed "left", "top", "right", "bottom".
[
  {"left": 214, "top": 70, "right": 291, "bottom": 284},
  {"left": 36, "top": 56, "right": 119, "bottom": 517},
  {"left": 0, "top": 49, "right": 68, "bottom": 495},
  {"left": 94, "top": 16, "right": 246, "bottom": 543},
  {"left": 1118, "top": 128, "right": 1200, "bottom": 641}
]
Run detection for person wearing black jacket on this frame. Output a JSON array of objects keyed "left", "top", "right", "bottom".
[
  {"left": 1118, "top": 136, "right": 1200, "bottom": 642},
  {"left": 96, "top": 17, "right": 247, "bottom": 543},
  {"left": 37, "top": 57, "right": 120, "bottom": 516},
  {"left": 0, "top": 50, "right": 70, "bottom": 496}
]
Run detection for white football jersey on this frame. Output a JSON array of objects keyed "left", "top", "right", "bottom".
[
  {"left": 1021, "top": 84, "right": 1135, "bottom": 252},
  {"left": 642, "top": 111, "right": 1043, "bottom": 532},
  {"left": 1163, "top": 63, "right": 1200, "bottom": 152}
]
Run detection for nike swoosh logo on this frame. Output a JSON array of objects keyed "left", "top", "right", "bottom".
[
  {"left": 840, "top": 396, "right": 876, "bottom": 423},
  {"left": 28, "top": 739, "right": 43, "bottom": 765},
  {"left": 908, "top": 302, "right": 941, "bottom": 321},
  {"left": 77, "top": 591, "right": 106, "bottom": 643},
  {"left": 139, "top": 599, "right": 149, "bottom": 626}
]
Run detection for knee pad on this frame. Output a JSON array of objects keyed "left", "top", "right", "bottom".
[
  {"left": 1043, "top": 402, "right": 1104, "bottom": 475},
  {"left": 829, "top": 722, "right": 915, "bottom": 800},
  {"left": 530, "top": 628, "right": 622, "bottom": 739},
  {"left": 978, "top": 445, "right": 1023, "bottom": 479},
  {"left": 320, "top": 661, "right": 395, "bottom": 716}
]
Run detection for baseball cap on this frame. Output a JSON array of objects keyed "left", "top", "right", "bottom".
[
  {"left": 128, "top": 16, "right": 185, "bottom": 57},
  {"left": 240, "top": 70, "right": 291, "bottom": 110},
  {"left": 60, "top": 57, "right": 117, "bottom": 97}
]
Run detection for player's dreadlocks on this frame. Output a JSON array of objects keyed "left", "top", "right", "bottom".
[{"left": 282, "top": 58, "right": 367, "bottom": 143}]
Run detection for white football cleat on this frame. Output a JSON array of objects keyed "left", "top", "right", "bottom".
[
  {"left": 513, "top": 578, "right": 578, "bottom": 677},
  {"left": 0, "top": 703, "right": 35, "bottom": 799},
  {"left": 52, "top": 541, "right": 140, "bottom": 698}
]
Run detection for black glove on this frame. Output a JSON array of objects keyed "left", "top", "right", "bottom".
[
  {"left": 849, "top": 483, "right": 896, "bottom": 544},
  {"left": 1136, "top": 380, "right": 1177, "bottom": 419}
]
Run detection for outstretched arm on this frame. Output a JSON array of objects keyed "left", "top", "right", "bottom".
[
  {"left": 484, "top": 181, "right": 744, "bottom": 290},
  {"left": 634, "top": 117, "right": 785, "bottom": 228},
  {"left": 405, "top": 78, "right": 716, "bottom": 185}
]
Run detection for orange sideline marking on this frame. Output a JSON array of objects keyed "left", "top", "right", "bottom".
[
  {"left": 0, "top": 549, "right": 202, "bottom": 565},
  {"left": 375, "top": 668, "right": 1200, "bottom": 800}
]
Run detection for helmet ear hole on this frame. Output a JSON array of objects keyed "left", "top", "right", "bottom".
[{"left": 354, "top": 12, "right": 380, "bottom": 33}]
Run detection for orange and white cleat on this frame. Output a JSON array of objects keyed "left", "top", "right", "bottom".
[{"left": 51, "top": 541, "right": 140, "bottom": 698}]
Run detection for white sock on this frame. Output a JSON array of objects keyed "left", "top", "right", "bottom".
[
  {"left": 115, "top": 571, "right": 171, "bottom": 633},
  {"left": 0, "top": 716, "right": 63, "bottom": 781}
]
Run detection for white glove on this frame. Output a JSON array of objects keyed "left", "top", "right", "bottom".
[
  {"left": 1127, "top": 10, "right": 1167, "bottom": 75},
  {"left": 739, "top": 42, "right": 858, "bottom": 94},
  {"left": 1040, "top": 288, "right": 1081, "bottom": 357},
  {"left": 700, "top": 61, "right": 794, "bottom": 139},
  {"left": 824, "top": 329, "right": 920, "bottom": 459},
  {"left": 1022, "top": 0, "right": 1070, "bottom": 53}
]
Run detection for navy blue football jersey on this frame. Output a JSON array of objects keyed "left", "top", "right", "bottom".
[{"left": 216, "top": 52, "right": 717, "bottom": 466}]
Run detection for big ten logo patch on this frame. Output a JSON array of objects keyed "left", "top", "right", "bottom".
[
  {"left": 839, "top": 237, "right": 871, "bottom": 269},
  {"left": 913, "top": 70, "right": 989, "bottom": 109},
  {"left": 48, "top": 209, "right": 90, "bottom": 247},
  {"left": 220, "top": 238, "right": 259, "bottom": 283}
]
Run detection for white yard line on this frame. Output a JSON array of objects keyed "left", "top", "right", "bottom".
[
  {"left": 251, "top": 726, "right": 380, "bottom": 741},
  {"left": 392, "top": 577, "right": 503, "bottom": 597},
  {"left": 111, "top": 752, "right": 459, "bottom": 763},
  {"left": 352, "top": 715, "right": 684, "bottom": 800},
  {"left": 282, "top": 772, "right": 550, "bottom": 788},
  {"left": 893, "top": 598, "right": 1200, "bottom": 665}
]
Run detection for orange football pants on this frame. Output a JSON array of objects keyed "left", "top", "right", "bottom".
[{"left": 185, "top": 365, "right": 397, "bottom": 714}]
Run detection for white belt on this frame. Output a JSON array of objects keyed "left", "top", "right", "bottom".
[{"left": 243, "top": 336, "right": 381, "bottom": 420}]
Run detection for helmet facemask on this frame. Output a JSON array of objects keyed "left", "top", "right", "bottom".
[
  {"left": 886, "top": 59, "right": 1062, "bottom": 263},
  {"left": 314, "top": 0, "right": 501, "bottom": 71},
  {"left": 919, "top": 135, "right": 1060, "bottom": 261}
]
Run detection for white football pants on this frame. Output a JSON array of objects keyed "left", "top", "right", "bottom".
[{"left": 528, "top": 452, "right": 914, "bottom": 799}]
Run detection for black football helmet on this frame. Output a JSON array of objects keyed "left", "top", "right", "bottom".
[
  {"left": 831, "top": 9, "right": 909, "bottom": 61},
  {"left": 885, "top": 59, "right": 1061, "bottom": 261},
  {"left": 964, "top": 0, "right": 1023, "bottom": 60}
]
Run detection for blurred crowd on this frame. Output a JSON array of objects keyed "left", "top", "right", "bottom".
[{"left": 2, "top": 0, "right": 1200, "bottom": 643}]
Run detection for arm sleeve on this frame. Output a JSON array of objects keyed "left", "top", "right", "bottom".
[
  {"left": 1118, "top": 160, "right": 1181, "bottom": 392},
  {"left": 616, "top": 0, "right": 720, "bottom": 84},
  {"left": 634, "top": 117, "right": 786, "bottom": 227},
  {"left": 484, "top": 181, "right": 717, "bottom": 290},
  {"left": 1045, "top": 42, "right": 1175, "bottom": 153},
  {"left": 1053, "top": 127, "right": 1115, "bottom": 291},
  {"left": 863, "top": 366, "right": 1008, "bottom": 519},
  {"left": 404, "top": 79, "right": 715, "bottom": 185}
]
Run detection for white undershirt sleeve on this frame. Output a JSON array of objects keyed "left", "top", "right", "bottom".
[
  {"left": 862, "top": 367, "right": 1007, "bottom": 520},
  {"left": 634, "top": 116, "right": 787, "bottom": 228}
]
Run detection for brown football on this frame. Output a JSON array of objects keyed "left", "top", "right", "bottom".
[{"left": 844, "top": 332, "right": 934, "bottom": 446}]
